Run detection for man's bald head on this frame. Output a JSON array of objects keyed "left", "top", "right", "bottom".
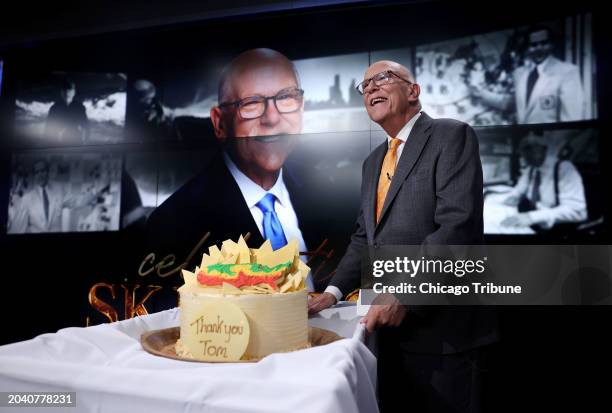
[
  {"left": 218, "top": 48, "right": 300, "bottom": 103},
  {"left": 365, "top": 60, "right": 416, "bottom": 84}
]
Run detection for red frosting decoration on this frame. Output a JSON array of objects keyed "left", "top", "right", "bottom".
[{"left": 197, "top": 271, "right": 280, "bottom": 290}]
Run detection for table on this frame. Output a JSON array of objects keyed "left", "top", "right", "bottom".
[
  {"left": 484, "top": 192, "right": 535, "bottom": 234},
  {"left": 0, "top": 303, "right": 378, "bottom": 413}
]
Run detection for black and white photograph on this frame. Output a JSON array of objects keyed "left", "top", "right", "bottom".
[
  {"left": 125, "top": 78, "right": 174, "bottom": 142},
  {"left": 481, "top": 127, "right": 601, "bottom": 236},
  {"left": 14, "top": 72, "right": 127, "bottom": 146},
  {"left": 416, "top": 13, "right": 595, "bottom": 126},
  {"left": 7, "top": 151, "right": 122, "bottom": 233},
  {"left": 293, "top": 52, "right": 370, "bottom": 134},
  {"left": 125, "top": 67, "right": 220, "bottom": 142}
]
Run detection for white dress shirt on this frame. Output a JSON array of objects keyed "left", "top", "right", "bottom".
[
  {"left": 535, "top": 57, "right": 548, "bottom": 76},
  {"left": 223, "top": 152, "right": 313, "bottom": 291},
  {"left": 386, "top": 111, "right": 422, "bottom": 166},
  {"left": 324, "top": 112, "right": 422, "bottom": 301},
  {"left": 506, "top": 158, "right": 587, "bottom": 229}
]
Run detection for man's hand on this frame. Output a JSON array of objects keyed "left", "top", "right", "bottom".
[
  {"left": 360, "top": 293, "right": 407, "bottom": 333},
  {"left": 308, "top": 292, "right": 337, "bottom": 315},
  {"left": 501, "top": 213, "right": 532, "bottom": 228}
]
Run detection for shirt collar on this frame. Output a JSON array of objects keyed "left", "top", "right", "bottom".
[
  {"left": 386, "top": 111, "right": 422, "bottom": 143},
  {"left": 536, "top": 55, "right": 552, "bottom": 75},
  {"left": 223, "top": 151, "right": 288, "bottom": 209}
]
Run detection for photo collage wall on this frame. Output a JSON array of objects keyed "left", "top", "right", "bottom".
[{"left": 4, "top": 13, "right": 600, "bottom": 250}]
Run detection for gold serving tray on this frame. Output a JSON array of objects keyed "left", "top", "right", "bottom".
[{"left": 141, "top": 326, "right": 343, "bottom": 363}]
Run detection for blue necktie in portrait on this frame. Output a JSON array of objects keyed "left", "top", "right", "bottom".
[{"left": 256, "top": 193, "right": 288, "bottom": 250}]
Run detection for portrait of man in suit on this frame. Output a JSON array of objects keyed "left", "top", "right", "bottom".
[
  {"left": 9, "top": 159, "right": 64, "bottom": 233},
  {"left": 514, "top": 25, "right": 586, "bottom": 124},
  {"left": 473, "top": 25, "right": 587, "bottom": 124},
  {"left": 8, "top": 159, "right": 104, "bottom": 233},
  {"left": 146, "top": 48, "right": 323, "bottom": 290},
  {"left": 308, "top": 60, "right": 499, "bottom": 412}
]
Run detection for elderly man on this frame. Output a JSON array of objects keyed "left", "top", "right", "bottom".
[
  {"left": 501, "top": 132, "right": 587, "bottom": 230},
  {"left": 309, "top": 60, "right": 499, "bottom": 412},
  {"left": 146, "top": 48, "right": 320, "bottom": 289}
]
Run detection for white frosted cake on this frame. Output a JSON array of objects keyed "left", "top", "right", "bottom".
[{"left": 177, "top": 237, "right": 309, "bottom": 361}]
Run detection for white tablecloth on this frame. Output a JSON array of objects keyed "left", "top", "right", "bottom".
[{"left": 0, "top": 304, "right": 377, "bottom": 413}]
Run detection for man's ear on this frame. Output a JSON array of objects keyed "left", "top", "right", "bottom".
[
  {"left": 210, "top": 106, "right": 227, "bottom": 141},
  {"left": 409, "top": 83, "right": 421, "bottom": 101}
]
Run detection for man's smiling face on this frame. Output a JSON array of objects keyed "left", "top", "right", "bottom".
[
  {"left": 224, "top": 63, "right": 302, "bottom": 175},
  {"left": 210, "top": 49, "right": 303, "bottom": 181},
  {"left": 362, "top": 61, "right": 415, "bottom": 128}
]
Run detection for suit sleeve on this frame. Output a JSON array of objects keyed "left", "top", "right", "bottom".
[
  {"left": 560, "top": 66, "right": 586, "bottom": 121},
  {"left": 8, "top": 196, "right": 28, "bottom": 234},
  {"left": 478, "top": 88, "right": 514, "bottom": 112},
  {"left": 424, "top": 123, "right": 484, "bottom": 245},
  {"left": 327, "top": 162, "right": 369, "bottom": 298}
]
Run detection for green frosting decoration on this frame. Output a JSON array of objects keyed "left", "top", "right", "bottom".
[{"left": 205, "top": 261, "right": 292, "bottom": 277}]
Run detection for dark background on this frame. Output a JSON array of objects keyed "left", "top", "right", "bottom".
[{"left": 0, "top": 1, "right": 610, "bottom": 411}]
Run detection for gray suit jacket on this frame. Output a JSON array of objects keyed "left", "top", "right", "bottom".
[{"left": 331, "top": 112, "right": 498, "bottom": 354}]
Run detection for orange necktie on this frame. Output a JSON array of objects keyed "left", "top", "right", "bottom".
[{"left": 376, "top": 138, "right": 402, "bottom": 223}]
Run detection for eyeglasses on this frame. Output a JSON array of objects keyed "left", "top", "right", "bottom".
[
  {"left": 218, "top": 87, "right": 304, "bottom": 120},
  {"left": 356, "top": 70, "right": 412, "bottom": 95}
]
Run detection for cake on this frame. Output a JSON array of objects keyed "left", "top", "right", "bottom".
[{"left": 177, "top": 236, "right": 310, "bottom": 361}]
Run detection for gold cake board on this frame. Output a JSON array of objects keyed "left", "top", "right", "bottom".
[{"left": 141, "top": 326, "right": 344, "bottom": 363}]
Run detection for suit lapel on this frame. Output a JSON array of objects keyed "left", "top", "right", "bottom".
[
  {"left": 516, "top": 70, "right": 528, "bottom": 116},
  {"left": 525, "top": 58, "right": 555, "bottom": 117},
  {"left": 364, "top": 143, "right": 387, "bottom": 240},
  {"left": 375, "top": 113, "right": 433, "bottom": 229},
  {"left": 47, "top": 186, "right": 60, "bottom": 226},
  {"left": 210, "top": 156, "right": 264, "bottom": 246},
  {"left": 282, "top": 165, "right": 314, "bottom": 248}
]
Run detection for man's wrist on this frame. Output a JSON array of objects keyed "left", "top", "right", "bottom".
[{"left": 324, "top": 285, "right": 342, "bottom": 302}]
